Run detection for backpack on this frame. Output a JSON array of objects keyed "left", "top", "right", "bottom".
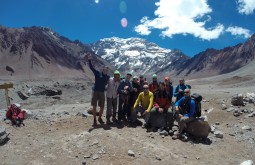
[
  {"left": 6, "top": 104, "right": 25, "bottom": 127},
  {"left": 191, "top": 93, "right": 202, "bottom": 117}
]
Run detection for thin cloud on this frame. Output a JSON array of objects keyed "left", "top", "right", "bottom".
[
  {"left": 134, "top": 0, "right": 224, "bottom": 40},
  {"left": 237, "top": 0, "right": 255, "bottom": 15},
  {"left": 226, "top": 26, "right": 251, "bottom": 38}
]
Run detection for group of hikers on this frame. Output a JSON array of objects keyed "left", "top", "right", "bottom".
[{"left": 88, "top": 53, "right": 197, "bottom": 140}]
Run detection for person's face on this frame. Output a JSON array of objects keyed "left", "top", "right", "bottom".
[
  {"left": 140, "top": 77, "right": 144, "bottom": 81},
  {"left": 184, "top": 89, "right": 190, "bottom": 96},
  {"left": 143, "top": 86, "right": 149, "bottom": 94},
  {"left": 160, "top": 84, "right": 165, "bottom": 90},
  {"left": 114, "top": 74, "right": 120, "bottom": 80},
  {"left": 126, "top": 75, "right": 131, "bottom": 80},
  {"left": 102, "top": 67, "right": 109, "bottom": 74},
  {"left": 179, "top": 79, "right": 184, "bottom": 84},
  {"left": 153, "top": 78, "right": 157, "bottom": 81},
  {"left": 133, "top": 78, "right": 139, "bottom": 83}
]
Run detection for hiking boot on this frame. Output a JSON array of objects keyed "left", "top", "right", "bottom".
[
  {"left": 98, "top": 117, "right": 104, "bottom": 124},
  {"left": 142, "top": 123, "right": 150, "bottom": 129},
  {"left": 112, "top": 117, "right": 118, "bottom": 123},
  {"left": 181, "top": 135, "right": 188, "bottom": 142},
  {"left": 172, "top": 133, "right": 181, "bottom": 140},
  {"left": 93, "top": 119, "right": 97, "bottom": 127},
  {"left": 158, "top": 127, "right": 165, "bottom": 133},
  {"left": 181, "top": 133, "right": 189, "bottom": 142},
  {"left": 106, "top": 118, "right": 112, "bottom": 125},
  {"left": 122, "top": 117, "right": 128, "bottom": 122}
]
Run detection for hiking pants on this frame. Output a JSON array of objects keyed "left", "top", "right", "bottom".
[
  {"left": 177, "top": 116, "right": 195, "bottom": 133},
  {"left": 134, "top": 106, "right": 150, "bottom": 124},
  {"left": 150, "top": 108, "right": 174, "bottom": 129},
  {"left": 106, "top": 97, "right": 117, "bottom": 119}
]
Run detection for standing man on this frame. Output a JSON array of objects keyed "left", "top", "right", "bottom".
[
  {"left": 106, "top": 70, "right": 121, "bottom": 124},
  {"left": 117, "top": 73, "right": 133, "bottom": 123},
  {"left": 172, "top": 88, "right": 195, "bottom": 140},
  {"left": 129, "top": 76, "right": 140, "bottom": 121},
  {"left": 88, "top": 53, "right": 110, "bottom": 126}
]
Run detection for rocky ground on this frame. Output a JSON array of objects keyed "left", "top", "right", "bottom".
[{"left": 0, "top": 75, "right": 255, "bottom": 165}]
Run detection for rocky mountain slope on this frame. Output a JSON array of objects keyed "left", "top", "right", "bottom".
[
  {"left": 1, "top": 26, "right": 255, "bottom": 80},
  {"left": 159, "top": 34, "right": 255, "bottom": 78},
  {"left": 90, "top": 35, "right": 255, "bottom": 79},
  {"left": 0, "top": 26, "right": 110, "bottom": 79}
]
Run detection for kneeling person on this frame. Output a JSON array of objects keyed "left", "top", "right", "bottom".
[
  {"left": 132, "top": 84, "right": 154, "bottom": 127},
  {"left": 172, "top": 89, "right": 195, "bottom": 139},
  {"left": 150, "top": 82, "right": 171, "bottom": 132}
]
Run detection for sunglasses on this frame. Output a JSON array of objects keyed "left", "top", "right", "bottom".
[
  {"left": 143, "top": 88, "right": 149, "bottom": 89},
  {"left": 184, "top": 92, "right": 189, "bottom": 94}
]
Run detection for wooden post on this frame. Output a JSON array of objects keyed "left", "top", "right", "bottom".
[{"left": 0, "top": 83, "right": 13, "bottom": 108}]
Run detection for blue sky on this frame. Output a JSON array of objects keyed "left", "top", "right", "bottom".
[{"left": 0, "top": 0, "right": 255, "bottom": 56}]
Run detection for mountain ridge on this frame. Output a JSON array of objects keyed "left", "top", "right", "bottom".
[{"left": 0, "top": 26, "right": 255, "bottom": 80}]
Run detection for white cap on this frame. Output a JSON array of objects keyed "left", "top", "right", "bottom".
[{"left": 13, "top": 103, "right": 21, "bottom": 108}]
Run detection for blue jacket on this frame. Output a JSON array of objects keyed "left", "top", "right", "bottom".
[
  {"left": 175, "top": 97, "right": 195, "bottom": 117},
  {"left": 117, "top": 79, "right": 133, "bottom": 100},
  {"left": 174, "top": 84, "right": 189, "bottom": 102},
  {"left": 89, "top": 60, "right": 110, "bottom": 92}
]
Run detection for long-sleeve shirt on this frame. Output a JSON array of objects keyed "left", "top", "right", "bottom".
[
  {"left": 175, "top": 97, "right": 195, "bottom": 117},
  {"left": 106, "top": 77, "right": 120, "bottom": 99},
  {"left": 88, "top": 60, "right": 110, "bottom": 92},
  {"left": 133, "top": 91, "right": 154, "bottom": 112}
]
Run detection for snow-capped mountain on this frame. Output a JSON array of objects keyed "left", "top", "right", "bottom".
[
  {"left": 90, "top": 37, "right": 189, "bottom": 77},
  {"left": 2, "top": 25, "right": 255, "bottom": 80}
]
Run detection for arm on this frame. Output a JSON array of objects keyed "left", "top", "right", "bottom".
[
  {"left": 174, "top": 85, "right": 179, "bottom": 97},
  {"left": 129, "top": 81, "right": 134, "bottom": 92},
  {"left": 147, "top": 92, "right": 154, "bottom": 112},
  {"left": 175, "top": 97, "right": 184, "bottom": 112},
  {"left": 169, "top": 85, "right": 173, "bottom": 98},
  {"left": 133, "top": 93, "right": 141, "bottom": 109},
  {"left": 117, "top": 81, "right": 125, "bottom": 94},
  {"left": 88, "top": 60, "right": 97, "bottom": 75}
]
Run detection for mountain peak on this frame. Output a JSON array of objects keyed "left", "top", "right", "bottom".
[{"left": 90, "top": 37, "right": 186, "bottom": 76}]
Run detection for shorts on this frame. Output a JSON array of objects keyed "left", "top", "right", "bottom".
[{"left": 91, "top": 91, "right": 105, "bottom": 107}]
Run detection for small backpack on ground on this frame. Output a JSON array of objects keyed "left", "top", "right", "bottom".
[
  {"left": 6, "top": 104, "right": 25, "bottom": 127},
  {"left": 191, "top": 93, "right": 202, "bottom": 117}
]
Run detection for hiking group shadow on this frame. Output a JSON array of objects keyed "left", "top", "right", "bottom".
[{"left": 88, "top": 119, "right": 143, "bottom": 132}]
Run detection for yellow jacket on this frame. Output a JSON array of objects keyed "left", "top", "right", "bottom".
[{"left": 133, "top": 91, "right": 154, "bottom": 112}]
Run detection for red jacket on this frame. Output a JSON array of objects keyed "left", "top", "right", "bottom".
[
  {"left": 149, "top": 82, "right": 159, "bottom": 94},
  {"left": 153, "top": 90, "right": 170, "bottom": 110}
]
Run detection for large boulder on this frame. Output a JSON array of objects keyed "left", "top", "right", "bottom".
[
  {"left": 17, "top": 91, "right": 29, "bottom": 100},
  {"left": 231, "top": 94, "right": 244, "bottom": 106},
  {"left": 187, "top": 117, "right": 211, "bottom": 138},
  {"left": 0, "top": 127, "right": 9, "bottom": 144}
]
